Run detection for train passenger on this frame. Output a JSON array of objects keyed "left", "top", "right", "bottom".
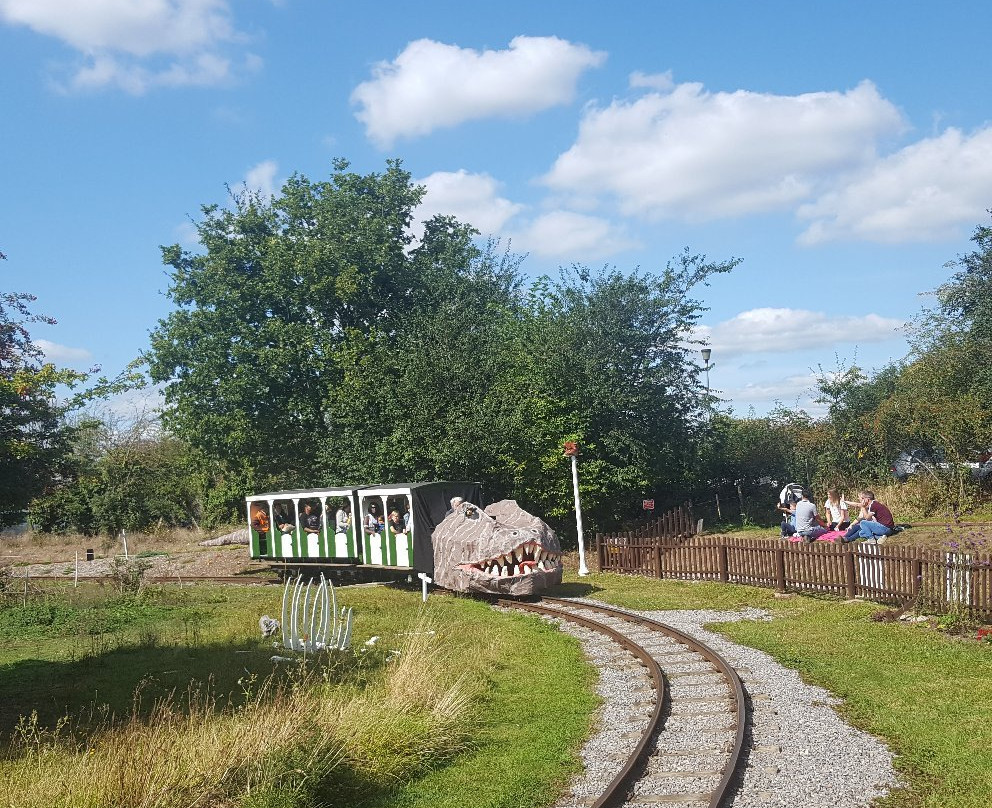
[
  {"left": 302, "top": 503, "right": 321, "bottom": 535},
  {"left": 366, "top": 504, "right": 381, "bottom": 533},
  {"left": 335, "top": 501, "right": 350, "bottom": 533},
  {"left": 274, "top": 503, "right": 294, "bottom": 534},
  {"left": 250, "top": 504, "right": 270, "bottom": 535},
  {"left": 387, "top": 510, "right": 405, "bottom": 535},
  {"left": 445, "top": 496, "right": 464, "bottom": 517}
]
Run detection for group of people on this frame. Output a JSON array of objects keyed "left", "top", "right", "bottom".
[
  {"left": 777, "top": 485, "right": 896, "bottom": 544},
  {"left": 251, "top": 500, "right": 410, "bottom": 537},
  {"left": 364, "top": 502, "right": 410, "bottom": 535}
]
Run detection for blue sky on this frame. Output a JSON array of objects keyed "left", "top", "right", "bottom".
[{"left": 2, "top": 1, "right": 991, "bottom": 417}]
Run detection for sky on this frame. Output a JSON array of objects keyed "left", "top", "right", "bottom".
[{"left": 2, "top": 1, "right": 991, "bottom": 418}]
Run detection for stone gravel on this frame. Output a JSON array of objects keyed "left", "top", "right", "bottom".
[{"left": 546, "top": 600, "right": 900, "bottom": 808}]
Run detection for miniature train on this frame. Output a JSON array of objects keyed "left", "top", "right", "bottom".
[{"left": 246, "top": 480, "right": 563, "bottom": 595}]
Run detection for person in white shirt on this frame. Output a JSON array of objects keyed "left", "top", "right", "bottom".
[
  {"left": 335, "top": 502, "right": 350, "bottom": 534},
  {"left": 823, "top": 489, "right": 850, "bottom": 530}
]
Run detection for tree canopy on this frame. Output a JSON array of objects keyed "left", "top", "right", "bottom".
[
  {"left": 146, "top": 160, "right": 737, "bottom": 533},
  {"left": 0, "top": 283, "right": 85, "bottom": 526}
]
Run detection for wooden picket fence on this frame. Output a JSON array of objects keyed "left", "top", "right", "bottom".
[{"left": 593, "top": 531, "right": 992, "bottom": 617}]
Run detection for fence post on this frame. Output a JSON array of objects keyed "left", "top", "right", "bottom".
[
  {"left": 844, "top": 545, "right": 857, "bottom": 599},
  {"left": 718, "top": 542, "right": 729, "bottom": 583},
  {"left": 911, "top": 555, "right": 923, "bottom": 601},
  {"left": 775, "top": 547, "right": 786, "bottom": 592},
  {"left": 654, "top": 541, "right": 662, "bottom": 579}
]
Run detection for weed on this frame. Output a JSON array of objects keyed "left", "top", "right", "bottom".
[{"left": 108, "top": 557, "right": 152, "bottom": 596}]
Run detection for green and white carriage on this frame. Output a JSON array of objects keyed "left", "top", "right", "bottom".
[{"left": 247, "top": 481, "right": 481, "bottom": 576}]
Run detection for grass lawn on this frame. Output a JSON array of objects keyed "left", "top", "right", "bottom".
[
  {"left": 3, "top": 569, "right": 991, "bottom": 806},
  {"left": 559, "top": 571, "right": 992, "bottom": 808},
  {"left": 0, "top": 580, "right": 596, "bottom": 808}
]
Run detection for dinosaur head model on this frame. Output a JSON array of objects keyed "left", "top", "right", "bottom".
[{"left": 431, "top": 499, "right": 563, "bottom": 596}]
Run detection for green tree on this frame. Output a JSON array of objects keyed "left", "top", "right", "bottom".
[
  {"left": 147, "top": 160, "right": 456, "bottom": 490},
  {"left": 513, "top": 252, "right": 739, "bottom": 530},
  {"left": 0, "top": 282, "right": 86, "bottom": 527}
]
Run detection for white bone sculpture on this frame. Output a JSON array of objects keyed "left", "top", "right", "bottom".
[{"left": 279, "top": 573, "right": 353, "bottom": 652}]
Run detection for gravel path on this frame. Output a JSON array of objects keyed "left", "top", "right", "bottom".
[{"left": 554, "top": 600, "right": 900, "bottom": 808}]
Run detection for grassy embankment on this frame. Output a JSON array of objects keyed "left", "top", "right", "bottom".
[
  {"left": 0, "top": 581, "right": 596, "bottom": 808},
  {"left": 560, "top": 571, "right": 992, "bottom": 808}
]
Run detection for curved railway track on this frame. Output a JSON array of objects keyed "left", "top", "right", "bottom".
[{"left": 498, "top": 596, "right": 747, "bottom": 808}]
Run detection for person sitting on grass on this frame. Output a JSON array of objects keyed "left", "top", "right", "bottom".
[
  {"left": 841, "top": 490, "right": 895, "bottom": 542},
  {"left": 823, "top": 489, "right": 851, "bottom": 530},
  {"left": 794, "top": 489, "right": 829, "bottom": 543}
]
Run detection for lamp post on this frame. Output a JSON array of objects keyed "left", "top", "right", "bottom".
[
  {"left": 564, "top": 441, "right": 589, "bottom": 576},
  {"left": 701, "top": 347, "right": 714, "bottom": 415}
]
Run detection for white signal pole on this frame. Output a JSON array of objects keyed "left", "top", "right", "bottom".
[{"left": 565, "top": 442, "right": 589, "bottom": 576}]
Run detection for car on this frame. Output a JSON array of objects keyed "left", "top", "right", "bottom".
[{"left": 891, "top": 448, "right": 992, "bottom": 482}]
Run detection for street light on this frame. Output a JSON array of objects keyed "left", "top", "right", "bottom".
[{"left": 701, "top": 348, "right": 714, "bottom": 413}]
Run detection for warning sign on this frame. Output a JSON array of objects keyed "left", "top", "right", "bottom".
[{"left": 642, "top": 499, "right": 655, "bottom": 511}]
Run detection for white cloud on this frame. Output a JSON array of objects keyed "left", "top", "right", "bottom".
[
  {"left": 511, "top": 210, "right": 639, "bottom": 260},
  {"left": 0, "top": 0, "right": 256, "bottom": 93},
  {"left": 629, "top": 70, "right": 674, "bottom": 91},
  {"left": 416, "top": 170, "right": 524, "bottom": 236},
  {"left": 726, "top": 372, "right": 818, "bottom": 404},
  {"left": 36, "top": 339, "right": 92, "bottom": 363},
  {"left": 352, "top": 36, "right": 606, "bottom": 147},
  {"left": 542, "top": 79, "right": 904, "bottom": 221},
  {"left": 242, "top": 160, "right": 280, "bottom": 200},
  {"left": 797, "top": 126, "right": 992, "bottom": 244},
  {"left": 695, "top": 307, "right": 903, "bottom": 358}
]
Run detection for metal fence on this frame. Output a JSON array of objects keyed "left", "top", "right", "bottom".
[{"left": 594, "top": 526, "right": 992, "bottom": 616}]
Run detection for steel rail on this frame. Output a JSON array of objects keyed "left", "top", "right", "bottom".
[
  {"left": 497, "top": 598, "right": 666, "bottom": 808},
  {"left": 542, "top": 596, "right": 748, "bottom": 808}
]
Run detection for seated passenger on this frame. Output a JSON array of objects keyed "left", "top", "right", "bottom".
[
  {"left": 274, "top": 504, "right": 294, "bottom": 534},
  {"left": 302, "top": 503, "right": 321, "bottom": 535},
  {"left": 335, "top": 502, "right": 350, "bottom": 533},
  {"left": 250, "top": 505, "right": 270, "bottom": 535},
  {"left": 387, "top": 510, "right": 405, "bottom": 535},
  {"left": 842, "top": 491, "right": 895, "bottom": 542},
  {"left": 366, "top": 505, "right": 381, "bottom": 533}
]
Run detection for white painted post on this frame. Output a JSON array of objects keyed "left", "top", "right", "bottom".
[{"left": 571, "top": 453, "right": 589, "bottom": 576}]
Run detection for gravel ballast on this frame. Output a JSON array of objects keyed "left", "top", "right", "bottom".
[{"left": 551, "top": 601, "right": 900, "bottom": 808}]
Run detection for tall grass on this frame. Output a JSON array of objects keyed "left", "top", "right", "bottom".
[{"left": 0, "top": 611, "right": 478, "bottom": 808}]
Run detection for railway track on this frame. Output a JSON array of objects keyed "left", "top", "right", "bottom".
[{"left": 498, "top": 596, "right": 747, "bottom": 808}]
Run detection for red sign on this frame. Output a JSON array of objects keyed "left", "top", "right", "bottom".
[{"left": 642, "top": 499, "right": 655, "bottom": 511}]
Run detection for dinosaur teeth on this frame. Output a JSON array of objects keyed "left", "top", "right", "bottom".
[
  {"left": 500, "top": 565, "right": 508, "bottom": 577},
  {"left": 512, "top": 564, "right": 520, "bottom": 576},
  {"left": 534, "top": 546, "right": 543, "bottom": 562},
  {"left": 512, "top": 548, "right": 521, "bottom": 564}
]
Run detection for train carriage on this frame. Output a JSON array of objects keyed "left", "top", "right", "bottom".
[{"left": 247, "top": 481, "right": 481, "bottom": 576}]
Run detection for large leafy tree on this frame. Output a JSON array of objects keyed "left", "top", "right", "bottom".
[
  {"left": 148, "top": 160, "right": 464, "bottom": 489},
  {"left": 0, "top": 277, "right": 85, "bottom": 526},
  {"left": 148, "top": 161, "right": 739, "bottom": 532},
  {"left": 512, "top": 252, "right": 739, "bottom": 528}
]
